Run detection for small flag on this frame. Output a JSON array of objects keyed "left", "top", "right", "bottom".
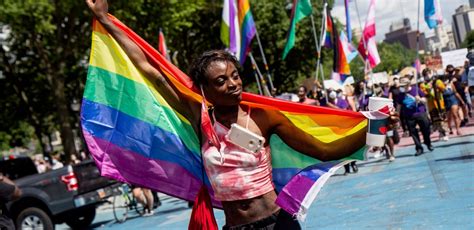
[
  {"left": 237, "top": 0, "right": 257, "bottom": 64},
  {"left": 158, "top": 28, "right": 171, "bottom": 61},
  {"left": 357, "top": 0, "right": 380, "bottom": 69},
  {"left": 323, "top": 8, "right": 334, "bottom": 48},
  {"left": 333, "top": 27, "right": 350, "bottom": 75},
  {"left": 340, "top": 30, "right": 358, "bottom": 63},
  {"left": 344, "top": 0, "right": 352, "bottom": 41},
  {"left": 282, "top": 0, "right": 313, "bottom": 59},
  {"left": 221, "top": 0, "right": 241, "bottom": 58},
  {"left": 424, "top": 0, "right": 443, "bottom": 29}
]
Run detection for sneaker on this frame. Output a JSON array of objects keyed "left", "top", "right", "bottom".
[
  {"left": 143, "top": 210, "right": 154, "bottom": 217},
  {"left": 415, "top": 149, "right": 424, "bottom": 156},
  {"left": 441, "top": 136, "right": 449, "bottom": 142},
  {"left": 389, "top": 156, "right": 395, "bottom": 162}
]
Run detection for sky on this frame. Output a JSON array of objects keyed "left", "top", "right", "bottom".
[{"left": 331, "top": 0, "right": 470, "bottom": 41}]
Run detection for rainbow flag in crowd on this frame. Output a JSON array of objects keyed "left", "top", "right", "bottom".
[
  {"left": 237, "top": 0, "right": 256, "bottom": 63},
  {"left": 82, "top": 15, "right": 368, "bottom": 220},
  {"left": 323, "top": 9, "right": 334, "bottom": 48},
  {"left": 220, "top": 0, "right": 256, "bottom": 64}
]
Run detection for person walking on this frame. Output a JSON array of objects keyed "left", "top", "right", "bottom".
[
  {"left": 396, "top": 75, "right": 434, "bottom": 156},
  {"left": 421, "top": 69, "right": 449, "bottom": 142}
]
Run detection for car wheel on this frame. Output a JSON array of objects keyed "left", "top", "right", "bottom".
[
  {"left": 16, "top": 207, "right": 54, "bottom": 230},
  {"left": 65, "top": 206, "right": 96, "bottom": 229}
]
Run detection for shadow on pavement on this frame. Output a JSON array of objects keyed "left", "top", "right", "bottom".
[
  {"left": 156, "top": 206, "right": 190, "bottom": 215},
  {"left": 434, "top": 141, "right": 474, "bottom": 149},
  {"left": 435, "top": 155, "right": 474, "bottom": 162},
  {"left": 89, "top": 220, "right": 116, "bottom": 229}
]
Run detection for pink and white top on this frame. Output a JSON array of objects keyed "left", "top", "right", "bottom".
[{"left": 202, "top": 109, "right": 275, "bottom": 201}]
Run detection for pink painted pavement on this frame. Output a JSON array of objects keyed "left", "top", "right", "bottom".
[{"left": 395, "top": 116, "right": 474, "bottom": 149}]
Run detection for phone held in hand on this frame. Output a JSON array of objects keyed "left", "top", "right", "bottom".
[{"left": 226, "top": 123, "right": 265, "bottom": 153}]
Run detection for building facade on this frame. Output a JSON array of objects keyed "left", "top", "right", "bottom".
[
  {"left": 384, "top": 18, "right": 426, "bottom": 51},
  {"left": 452, "top": 5, "right": 474, "bottom": 48}
]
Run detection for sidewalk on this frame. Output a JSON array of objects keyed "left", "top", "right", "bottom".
[{"left": 82, "top": 119, "right": 474, "bottom": 229}]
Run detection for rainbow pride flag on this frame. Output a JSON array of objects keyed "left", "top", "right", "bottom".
[
  {"left": 323, "top": 10, "right": 334, "bottom": 48},
  {"left": 82, "top": 15, "right": 369, "bottom": 220},
  {"left": 237, "top": 0, "right": 256, "bottom": 64}
]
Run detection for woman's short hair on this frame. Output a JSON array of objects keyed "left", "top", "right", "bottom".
[{"left": 189, "top": 50, "right": 242, "bottom": 85}]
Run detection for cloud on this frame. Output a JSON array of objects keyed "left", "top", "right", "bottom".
[{"left": 331, "top": 0, "right": 469, "bottom": 41}]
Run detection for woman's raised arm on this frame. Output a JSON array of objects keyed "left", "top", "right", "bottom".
[{"left": 85, "top": 0, "right": 193, "bottom": 116}]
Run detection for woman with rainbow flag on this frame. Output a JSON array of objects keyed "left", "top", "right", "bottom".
[{"left": 86, "top": 0, "right": 397, "bottom": 229}]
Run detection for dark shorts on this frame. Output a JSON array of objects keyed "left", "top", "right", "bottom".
[
  {"left": 223, "top": 209, "right": 301, "bottom": 230},
  {"left": 469, "top": 86, "right": 474, "bottom": 97}
]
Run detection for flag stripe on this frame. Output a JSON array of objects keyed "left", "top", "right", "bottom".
[
  {"left": 84, "top": 66, "right": 200, "bottom": 154},
  {"left": 270, "top": 135, "right": 366, "bottom": 169},
  {"left": 83, "top": 130, "right": 213, "bottom": 203},
  {"left": 284, "top": 113, "right": 367, "bottom": 141},
  {"left": 81, "top": 99, "right": 205, "bottom": 180}
]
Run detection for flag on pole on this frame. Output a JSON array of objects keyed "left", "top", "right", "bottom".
[
  {"left": 334, "top": 28, "right": 351, "bottom": 75},
  {"left": 323, "top": 8, "right": 334, "bottom": 48},
  {"left": 158, "top": 28, "right": 171, "bottom": 61},
  {"left": 424, "top": 0, "right": 443, "bottom": 29},
  {"left": 221, "top": 0, "right": 240, "bottom": 58},
  {"left": 237, "top": 0, "right": 257, "bottom": 64},
  {"left": 340, "top": 30, "right": 358, "bottom": 63},
  {"left": 282, "top": 0, "right": 313, "bottom": 59},
  {"left": 357, "top": 0, "right": 380, "bottom": 69},
  {"left": 344, "top": 0, "right": 352, "bottom": 41}
]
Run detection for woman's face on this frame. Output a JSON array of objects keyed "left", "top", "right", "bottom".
[{"left": 203, "top": 60, "right": 243, "bottom": 106}]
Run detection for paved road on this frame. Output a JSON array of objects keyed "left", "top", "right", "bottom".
[{"left": 58, "top": 123, "right": 474, "bottom": 229}]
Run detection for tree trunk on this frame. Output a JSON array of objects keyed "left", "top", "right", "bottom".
[{"left": 51, "top": 73, "right": 77, "bottom": 163}]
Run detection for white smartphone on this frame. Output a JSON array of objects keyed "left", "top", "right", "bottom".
[{"left": 226, "top": 123, "right": 265, "bottom": 153}]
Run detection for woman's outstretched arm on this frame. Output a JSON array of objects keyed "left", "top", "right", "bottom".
[{"left": 268, "top": 110, "right": 367, "bottom": 161}]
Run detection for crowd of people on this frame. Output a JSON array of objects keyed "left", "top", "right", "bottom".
[{"left": 285, "top": 59, "right": 473, "bottom": 172}]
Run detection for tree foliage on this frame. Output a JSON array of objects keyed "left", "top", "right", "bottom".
[{"left": 461, "top": 30, "right": 474, "bottom": 49}]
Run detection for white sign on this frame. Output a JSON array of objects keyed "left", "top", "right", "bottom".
[
  {"left": 368, "top": 72, "right": 388, "bottom": 85},
  {"left": 441, "top": 48, "right": 468, "bottom": 68},
  {"left": 323, "top": 76, "right": 355, "bottom": 90}
]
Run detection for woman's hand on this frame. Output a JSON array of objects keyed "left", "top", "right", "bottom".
[{"left": 85, "top": 0, "right": 109, "bottom": 19}]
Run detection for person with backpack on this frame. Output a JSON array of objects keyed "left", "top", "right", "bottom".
[{"left": 420, "top": 69, "right": 449, "bottom": 142}]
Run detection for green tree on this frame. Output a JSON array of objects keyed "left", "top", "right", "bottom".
[
  {"left": 0, "top": 0, "right": 92, "bottom": 161},
  {"left": 461, "top": 30, "right": 474, "bottom": 49}
]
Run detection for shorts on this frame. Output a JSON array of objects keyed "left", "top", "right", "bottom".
[
  {"left": 444, "top": 94, "right": 458, "bottom": 110},
  {"left": 469, "top": 86, "right": 474, "bottom": 98},
  {"left": 223, "top": 209, "right": 301, "bottom": 230}
]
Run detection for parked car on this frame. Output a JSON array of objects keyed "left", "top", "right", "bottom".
[{"left": 0, "top": 155, "right": 118, "bottom": 229}]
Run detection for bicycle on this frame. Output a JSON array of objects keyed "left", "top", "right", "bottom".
[{"left": 112, "top": 184, "right": 145, "bottom": 223}]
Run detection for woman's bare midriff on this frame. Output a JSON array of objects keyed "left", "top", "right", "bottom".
[{"left": 221, "top": 190, "right": 280, "bottom": 226}]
